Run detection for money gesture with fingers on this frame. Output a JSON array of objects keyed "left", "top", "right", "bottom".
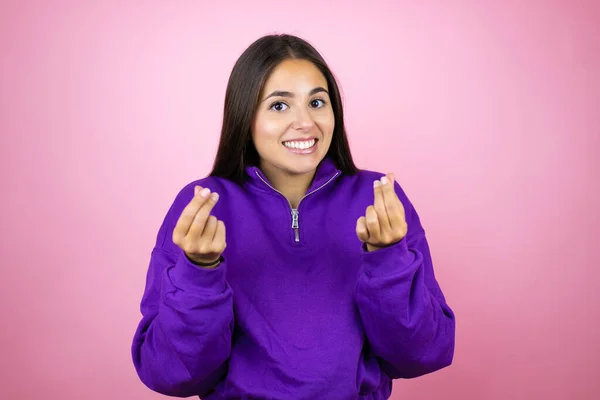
[
  {"left": 172, "top": 186, "right": 227, "bottom": 268},
  {"left": 356, "top": 173, "right": 408, "bottom": 252}
]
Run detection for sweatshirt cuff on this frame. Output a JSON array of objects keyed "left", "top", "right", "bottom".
[
  {"left": 168, "top": 249, "right": 227, "bottom": 294},
  {"left": 360, "top": 237, "right": 416, "bottom": 278}
]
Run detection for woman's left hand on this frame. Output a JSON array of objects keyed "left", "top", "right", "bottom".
[{"left": 356, "top": 173, "right": 408, "bottom": 252}]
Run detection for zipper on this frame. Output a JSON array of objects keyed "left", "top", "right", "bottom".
[
  {"left": 291, "top": 209, "right": 299, "bottom": 242},
  {"left": 255, "top": 170, "right": 340, "bottom": 243}
]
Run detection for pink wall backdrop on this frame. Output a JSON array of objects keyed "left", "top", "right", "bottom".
[{"left": 1, "top": 1, "right": 598, "bottom": 399}]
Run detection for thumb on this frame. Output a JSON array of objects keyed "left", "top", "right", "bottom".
[{"left": 356, "top": 216, "right": 369, "bottom": 242}]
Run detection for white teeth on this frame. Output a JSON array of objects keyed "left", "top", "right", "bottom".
[{"left": 283, "top": 139, "right": 316, "bottom": 149}]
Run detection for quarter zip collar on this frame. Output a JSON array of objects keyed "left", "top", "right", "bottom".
[{"left": 244, "top": 156, "right": 341, "bottom": 195}]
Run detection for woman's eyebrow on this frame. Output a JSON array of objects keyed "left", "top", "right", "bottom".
[{"left": 262, "top": 87, "right": 329, "bottom": 102}]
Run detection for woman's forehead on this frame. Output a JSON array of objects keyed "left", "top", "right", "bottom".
[{"left": 263, "top": 59, "right": 328, "bottom": 92}]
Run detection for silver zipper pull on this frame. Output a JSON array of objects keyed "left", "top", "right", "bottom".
[{"left": 291, "top": 209, "right": 300, "bottom": 242}]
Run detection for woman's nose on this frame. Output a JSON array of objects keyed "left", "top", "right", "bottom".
[{"left": 292, "top": 107, "right": 315, "bottom": 130}]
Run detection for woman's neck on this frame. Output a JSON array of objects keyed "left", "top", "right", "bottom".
[{"left": 260, "top": 163, "right": 316, "bottom": 209}]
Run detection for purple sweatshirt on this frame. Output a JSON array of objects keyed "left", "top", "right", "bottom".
[{"left": 131, "top": 156, "right": 455, "bottom": 399}]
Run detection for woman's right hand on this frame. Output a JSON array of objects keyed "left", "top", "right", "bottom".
[{"left": 172, "top": 185, "right": 227, "bottom": 268}]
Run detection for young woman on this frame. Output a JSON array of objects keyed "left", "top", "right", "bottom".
[{"left": 132, "top": 33, "right": 456, "bottom": 400}]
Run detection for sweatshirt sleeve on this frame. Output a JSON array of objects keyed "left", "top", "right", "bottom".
[
  {"left": 354, "top": 182, "right": 456, "bottom": 379},
  {"left": 131, "top": 191, "right": 234, "bottom": 397}
]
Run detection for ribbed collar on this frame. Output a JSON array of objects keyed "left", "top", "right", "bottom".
[{"left": 244, "top": 156, "right": 341, "bottom": 195}]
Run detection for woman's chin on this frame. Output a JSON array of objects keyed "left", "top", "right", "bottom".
[{"left": 283, "top": 154, "right": 324, "bottom": 174}]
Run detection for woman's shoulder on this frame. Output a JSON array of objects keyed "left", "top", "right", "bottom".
[
  {"left": 351, "top": 167, "right": 387, "bottom": 182},
  {"left": 350, "top": 167, "right": 426, "bottom": 233},
  {"left": 176, "top": 175, "right": 239, "bottom": 198},
  {"left": 168, "top": 175, "right": 241, "bottom": 209},
  {"left": 154, "top": 175, "right": 242, "bottom": 251},
  {"left": 343, "top": 167, "right": 409, "bottom": 198},
  {"left": 340, "top": 167, "right": 421, "bottom": 223}
]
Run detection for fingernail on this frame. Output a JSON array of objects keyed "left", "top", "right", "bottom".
[
  {"left": 380, "top": 177, "right": 388, "bottom": 185},
  {"left": 373, "top": 180, "right": 381, "bottom": 187},
  {"left": 194, "top": 186, "right": 199, "bottom": 195},
  {"left": 200, "top": 188, "right": 210, "bottom": 197},
  {"left": 211, "top": 192, "right": 219, "bottom": 201}
]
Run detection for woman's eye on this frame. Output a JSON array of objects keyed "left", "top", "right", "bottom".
[
  {"left": 310, "top": 99, "right": 326, "bottom": 108},
  {"left": 269, "top": 102, "right": 289, "bottom": 111}
]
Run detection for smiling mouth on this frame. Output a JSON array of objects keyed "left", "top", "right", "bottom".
[{"left": 282, "top": 138, "right": 318, "bottom": 150}]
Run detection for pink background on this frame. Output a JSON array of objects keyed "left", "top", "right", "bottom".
[{"left": 1, "top": 1, "right": 599, "bottom": 399}]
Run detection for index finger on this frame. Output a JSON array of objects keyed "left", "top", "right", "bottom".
[
  {"left": 189, "top": 191, "right": 221, "bottom": 237},
  {"left": 373, "top": 179, "right": 391, "bottom": 232},
  {"left": 173, "top": 186, "right": 212, "bottom": 241},
  {"left": 381, "top": 174, "right": 405, "bottom": 229}
]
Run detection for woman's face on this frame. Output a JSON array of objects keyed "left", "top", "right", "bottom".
[{"left": 251, "top": 59, "right": 335, "bottom": 180}]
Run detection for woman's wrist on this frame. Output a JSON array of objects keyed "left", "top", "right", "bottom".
[{"left": 187, "top": 254, "right": 223, "bottom": 268}]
